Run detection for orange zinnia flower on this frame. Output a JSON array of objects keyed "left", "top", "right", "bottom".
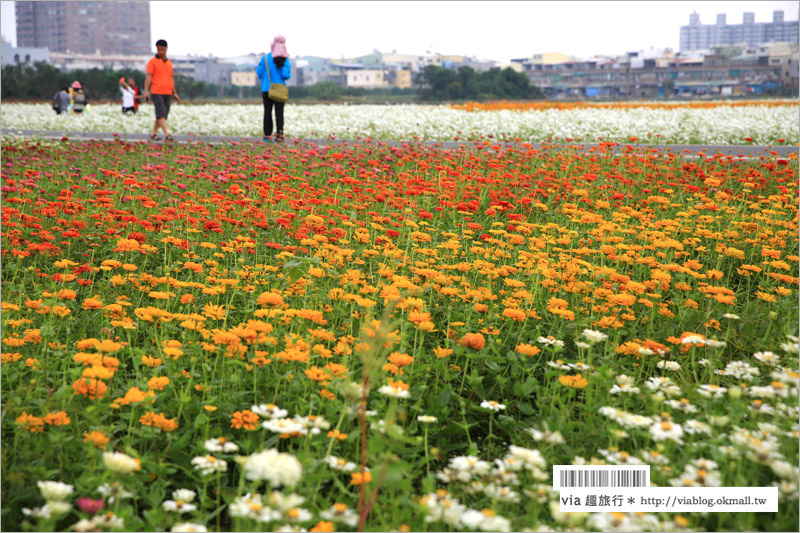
[
  {"left": 147, "top": 376, "right": 170, "bottom": 391},
  {"left": 83, "top": 430, "right": 110, "bottom": 449},
  {"left": 350, "top": 471, "right": 373, "bottom": 485},
  {"left": 459, "top": 333, "right": 485, "bottom": 350},
  {"left": 71, "top": 378, "right": 108, "bottom": 399},
  {"left": 327, "top": 429, "right": 348, "bottom": 441},
  {"left": 16, "top": 412, "right": 45, "bottom": 433},
  {"left": 559, "top": 374, "right": 589, "bottom": 389},
  {"left": 310, "top": 521, "right": 335, "bottom": 533},
  {"left": 515, "top": 344, "right": 541, "bottom": 357},
  {"left": 231, "top": 410, "right": 260, "bottom": 430},
  {"left": 433, "top": 346, "right": 452, "bottom": 359},
  {"left": 44, "top": 411, "right": 71, "bottom": 426}
]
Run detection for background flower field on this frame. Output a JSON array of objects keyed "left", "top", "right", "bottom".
[
  {"left": 1, "top": 133, "right": 798, "bottom": 532},
  {"left": 1, "top": 100, "right": 798, "bottom": 144}
]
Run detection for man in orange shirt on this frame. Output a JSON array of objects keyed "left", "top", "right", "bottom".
[{"left": 144, "top": 39, "right": 181, "bottom": 141}]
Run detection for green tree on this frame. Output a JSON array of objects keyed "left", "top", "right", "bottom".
[
  {"left": 311, "top": 80, "right": 342, "bottom": 101},
  {"left": 419, "top": 65, "right": 542, "bottom": 101}
]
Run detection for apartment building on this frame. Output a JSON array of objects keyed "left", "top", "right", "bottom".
[
  {"left": 15, "top": 1, "right": 151, "bottom": 55},
  {"left": 680, "top": 10, "right": 799, "bottom": 52}
]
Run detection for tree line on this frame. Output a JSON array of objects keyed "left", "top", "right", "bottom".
[
  {"left": 1, "top": 61, "right": 543, "bottom": 102},
  {"left": 418, "top": 65, "right": 543, "bottom": 100},
  {"left": 1, "top": 61, "right": 231, "bottom": 101}
]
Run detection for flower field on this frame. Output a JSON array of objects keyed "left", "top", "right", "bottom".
[
  {"left": 1, "top": 137, "right": 798, "bottom": 532},
  {"left": 1, "top": 100, "right": 798, "bottom": 145}
]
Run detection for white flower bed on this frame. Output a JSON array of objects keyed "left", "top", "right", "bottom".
[{"left": 1, "top": 102, "right": 797, "bottom": 144}]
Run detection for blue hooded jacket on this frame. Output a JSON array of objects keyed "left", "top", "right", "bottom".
[{"left": 257, "top": 53, "right": 291, "bottom": 93}]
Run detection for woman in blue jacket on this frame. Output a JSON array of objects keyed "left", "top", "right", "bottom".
[{"left": 256, "top": 35, "right": 291, "bottom": 142}]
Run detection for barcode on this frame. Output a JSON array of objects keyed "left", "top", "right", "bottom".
[{"left": 559, "top": 469, "right": 648, "bottom": 488}]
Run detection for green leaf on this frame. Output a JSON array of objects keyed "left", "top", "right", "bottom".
[
  {"left": 286, "top": 266, "right": 305, "bottom": 284},
  {"left": 437, "top": 385, "right": 452, "bottom": 408},
  {"left": 193, "top": 413, "right": 209, "bottom": 430}
]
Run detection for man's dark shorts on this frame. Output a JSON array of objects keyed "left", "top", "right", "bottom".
[{"left": 151, "top": 94, "right": 172, "bottom": 119}]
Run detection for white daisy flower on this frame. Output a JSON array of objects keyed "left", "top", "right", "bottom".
[
  {"left": 170, "top": 523, "right": 208, "bottom": 532},
  {"left": 191, "top": 455, "right": 228, "bottom": 476},
  {"left": 325, "top": 456, "right": 357, "bottom": 472},
  {"left": 319, "top": 503, "right": 358, "bottom": 527},
  {"left": 243, "top": 449, "right": 302, "bottom": 487},
  {"left": 251, "top": 403, "right": 289, "bottom": 419},
  {"left": 480, "top": 400, "right": 506, "bottom": 411},
  {"left": 377, "top": 383, "right": 411, "bottom": 398},
  {"left": 97, "top": 482, "right": 134, "bottom": 503},
  {"left": 262, "top": 418, "right": 308, "bottom": 435},
  {"left": 229, "top": 493, "right": 281, "bottom": 523},
  {"left": 581, "top": 329, "right": 608, "bottom": 344},
  {"left": 37, "top": 481, "right": 74, "bottom": 502},
  {"left": 649, "top": 419, "right": 684, "bottom": 443},
  {"left": 697, "top": 384, "right": 727, "bottom": 398},
  {"left": 204, "top": 437, "right": 239, "bottom": 453},
  {"left": 665, "top": 399, "right": 698, "bottom": 413},
  {"left": 753, "top": 351, "right": 780, "bottom": 366},
  {"left": 162, "top": 500, "right": 198, "bottom": 513},
  {"left": 656, "top": 360, "right": 681, "bottom": 371}
]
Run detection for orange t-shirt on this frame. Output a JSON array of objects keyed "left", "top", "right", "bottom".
[{"left": 146, "top": 56, "right": 174, "bottom": 95}]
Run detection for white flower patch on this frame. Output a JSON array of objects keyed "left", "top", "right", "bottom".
[{"left": 4, "top": 102, "right": 795, "bottom": 144}]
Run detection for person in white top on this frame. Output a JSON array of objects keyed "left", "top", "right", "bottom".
[{"left": 119, "top": 77, "right": 138, "bottom": 114}]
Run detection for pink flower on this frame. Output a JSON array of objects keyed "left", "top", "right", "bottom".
[{"left": 77, "top": 497, "right": 105, "bottom": 514}]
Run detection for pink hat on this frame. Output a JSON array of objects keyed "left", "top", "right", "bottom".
[
  {"left": 270, "top": 35, "right": 288, "bottom": 58},
  {"left": 71, "top": 81, "right": 82, "bottom": 89}
]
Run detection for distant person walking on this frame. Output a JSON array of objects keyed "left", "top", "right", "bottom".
[
  {"left": 144, "top": 39, "right": 181, "bottom": 141},
  {"left": 71, "top": 81, "right": 87, "bottom": 114},
  {"left": 52, "top": 87, "right": 70, "bottom": 115},
  {"left": 256, "top": 35, "right": 291, "bottom": 142}
]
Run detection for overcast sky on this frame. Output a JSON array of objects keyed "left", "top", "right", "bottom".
[{"left": 2, "top": 1, "right": 798, "bottom": 61}]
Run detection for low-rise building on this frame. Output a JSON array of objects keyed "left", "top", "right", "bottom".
[
  {"left": 346, "top": 67, "right": 387, "bottom": 89},
  {"left": 48, "top": 50, "right": 149, "bottom": 71},
  {"left": 231, "top": 70, "right": 258, "bottom": 87},
  {"left": 1, "top": 42, "right": 50, "bottom": 66}
]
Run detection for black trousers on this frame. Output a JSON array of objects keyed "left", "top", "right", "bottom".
[{"left": 262, "top": 92, "right": 284, "bottom": 137}]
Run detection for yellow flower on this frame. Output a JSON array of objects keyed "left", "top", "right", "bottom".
[{"left": 202, "top": 303, "right": 227, "bottom": 320}]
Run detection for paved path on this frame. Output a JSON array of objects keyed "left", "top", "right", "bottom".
[{"left": 2, "top": 129, "right": 797, "bottom": 157}]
